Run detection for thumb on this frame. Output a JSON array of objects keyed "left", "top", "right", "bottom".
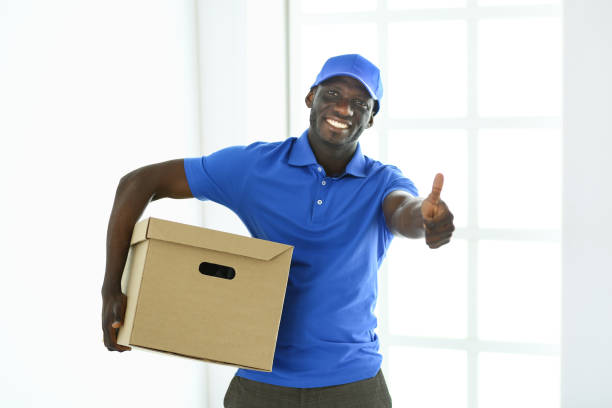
[{"left": 427, "top": 173, "right": 444, "bottom": 204}]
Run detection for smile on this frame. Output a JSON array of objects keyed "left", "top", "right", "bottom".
[{"left": 325, "top": 118, "right": 349, "bottom": 129}]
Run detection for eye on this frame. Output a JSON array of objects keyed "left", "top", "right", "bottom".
[
  {"left": 327, "top": 89, "right": 339, "bottom": 97},
  {"left": 352, "top": 99, "right": 368, "bottom": 109}
]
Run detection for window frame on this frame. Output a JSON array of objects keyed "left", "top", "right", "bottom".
[{"left": 288, "top": 1, "right": 562, "bottom": 406}]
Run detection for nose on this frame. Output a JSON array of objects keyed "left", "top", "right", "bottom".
[{"left": 333, "top": 97, "right": 353, "bottom": 117}]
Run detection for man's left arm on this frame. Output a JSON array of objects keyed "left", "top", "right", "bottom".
[{"left": 383, "top": 173, "right": 455, "bottom": 248}]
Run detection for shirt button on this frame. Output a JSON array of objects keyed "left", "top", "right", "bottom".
[
  {"left": 317, "top": 199, "right": 323, "bottom": 205},
  {"left": 317, "top": 167, "right": 322, "bottom": 172},
  {"left": 321, "top": 180, "right": 326, "bottom": 186}
]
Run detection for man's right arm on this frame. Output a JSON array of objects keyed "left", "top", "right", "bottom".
[{"left": 101, "top": 159, "right": 193, "bottom": 352}]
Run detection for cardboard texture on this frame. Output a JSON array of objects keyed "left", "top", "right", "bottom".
[{"left": 117, "top": 217, "right": 293, "bottom": 372}]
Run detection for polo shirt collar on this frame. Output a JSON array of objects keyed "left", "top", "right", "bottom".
[
  {"left": 288, "top": 129, "right": 367, "bottom": 178},
  {"left": 345, "top": 143, "right": 367, "bottom": 177},
  {"left": 288, "top": 129, "right": 318, "bottom": 167}
]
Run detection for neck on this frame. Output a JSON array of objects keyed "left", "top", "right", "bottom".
[{"left": 306, "top": 128, "right": 357, "bottom": 177}]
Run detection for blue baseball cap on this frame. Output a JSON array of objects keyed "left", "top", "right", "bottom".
[{"left": 311, "top": 54, "right": 383, "bottom": 115}]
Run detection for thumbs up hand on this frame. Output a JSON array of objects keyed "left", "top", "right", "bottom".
[{"left": 421, "top": 173, "right": 455, "bottom": 248}]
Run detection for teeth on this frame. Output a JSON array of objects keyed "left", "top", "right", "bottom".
[{"left": 326, "top": 118, "right": 348, "bottom": 129}]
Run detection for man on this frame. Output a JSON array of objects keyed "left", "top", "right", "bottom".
[{"left": 102, "top": 54, "right": 454, "bottom": 407}]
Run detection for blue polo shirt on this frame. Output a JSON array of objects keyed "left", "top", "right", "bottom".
[{"left": 183, "top": 130, "right": 418, "bottom": 388}]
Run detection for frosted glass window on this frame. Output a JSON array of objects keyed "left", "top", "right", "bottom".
[
  {"left": 388, "top": 21, "right": 467, "bottom": 118},
  {"left": 388, "top": 129, "right": 468, "bottom": 228},
  {"left": 300, "top": 0, "right": 377, "bottom": 14},
  {"left": 388, "top": 239, "right": 468, "bottom": 338},
  {"left": 389, "top": 347, "right": 467, "bottom": 408},
  {"left": 479, "top": 353, "right": 560, "bottom": 408},
  {"left": 478, "top": 240, "right": 561, "bottom": 344},
  {"left": 479, "top": 0, "right": 559, "bottom": 5},
  {"left": 478, "top": 18, "right": 561, "bottom": 117},
  {"left": 389, "top": 0, "right": 466, "bottom": 8},
  {"left": 478, "top": 129, "right": 561, "bottom": 229},
  {"left": 246, "top": 1, "right": 286, "bottom": 143},
  {"left": 358, "top": 129, "right": 381, "bottom": 160}
]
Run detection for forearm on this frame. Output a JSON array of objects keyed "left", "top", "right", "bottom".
[
  {"left": 390, "top": 196, "right": 425, "bottom": 239},
  {"left": 102, "top": 171, "right": 155, "bottom": 295}
]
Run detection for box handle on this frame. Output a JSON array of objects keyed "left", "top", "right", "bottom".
[{"left": 199, "top": 262, "right": 236, "bottom": 280}]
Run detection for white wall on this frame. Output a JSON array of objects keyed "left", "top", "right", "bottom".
[
  {"left": 0, "top": 0, "right": 205, "bottom": 406},
  {"left": 562, "top": 1, "right": 612, "bottom": 407},
  {"left": 0, "top": 0, "right": 287, "bottom": 406}
]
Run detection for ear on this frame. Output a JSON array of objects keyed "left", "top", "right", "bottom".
[
  {"left": 366, "top": 113, "right": 374, "bottom": 129},
  {"left": 305, "top": 87, "right": 316, "bottom": 108}
]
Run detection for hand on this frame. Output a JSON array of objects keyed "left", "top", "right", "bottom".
[
  {"left": 421, "top": 173, "right": 455, "bottom": 249},
  {"left": 101, "top": 290, "right": 131, "bottom": 352}
]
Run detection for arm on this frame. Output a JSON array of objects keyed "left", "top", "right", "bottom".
[
  {"left": 102, "top": 159, "right": 193, "bottom": 352},
  {"left": 383, "top": 173, "right": 455, "bottom": 248},
  {"left": 383, "top": 191, "right": 425, "bottom": 239}
]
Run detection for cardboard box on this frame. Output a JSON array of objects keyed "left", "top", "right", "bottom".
[{"left": 117, "top": 217, "right": 293, "bottom": 371}]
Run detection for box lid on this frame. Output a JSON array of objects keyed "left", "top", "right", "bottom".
[{"left": 130, "top": 217, "right": 292, "bottom": 261}]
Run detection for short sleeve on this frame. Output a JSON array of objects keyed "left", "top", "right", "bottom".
[
  {"left": 183, "top": 145, "right": 252, "bottom": 210},
  {"left": 380, "top": 165, "right": 419, "bottom": 206},
  {"left": 376, "top": 164, "right": 420, "bottom": 258}
]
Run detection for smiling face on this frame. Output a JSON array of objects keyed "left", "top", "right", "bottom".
[{"left": 305, "top": 75, "right": 375, "bottom": 150}]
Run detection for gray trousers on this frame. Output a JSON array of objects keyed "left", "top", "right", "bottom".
[{"left": 223, "top": 369, "right": 392, "bottom": 408}]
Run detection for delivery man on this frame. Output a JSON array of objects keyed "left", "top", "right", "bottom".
[{"left": 102, "top": 54, "right": 455, "bottom": 407}]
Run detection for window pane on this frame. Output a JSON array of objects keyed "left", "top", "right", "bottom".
[
  {"left": 479, "top": 0, "right": 559, "bottom": 5},
  {"left": 388, "top": 239, "right": 468, "bottom": 338},
  {"left": 388, "top": 21, "right": 467, "bottom": 118},
  {"left": 478, "top": 240, "right": 561, "bottom": 344},
  {"left": 478, "top": 129, "right": 561, "bottom": 229},
  {"left": 388, "top": 129, "right": 468, "bottom": 228},
  {"left": 479, "top": 353, "right": 560, "bottom": 408},
  {"left": 389, "top": 0, "right": 466, "bottom": 9},
  {"left": 389, "top": 347, "right": 467, "bottom": 408},
  {"left": 478, "top": 18, "right": 561, "bottom": 117},
  {"left": 300, "top": 0, "right": 377, "bottom": 14}
]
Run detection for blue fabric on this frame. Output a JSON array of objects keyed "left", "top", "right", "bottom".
[{"left": 183, "top": 130, "right": 418, "bottom": 388}]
